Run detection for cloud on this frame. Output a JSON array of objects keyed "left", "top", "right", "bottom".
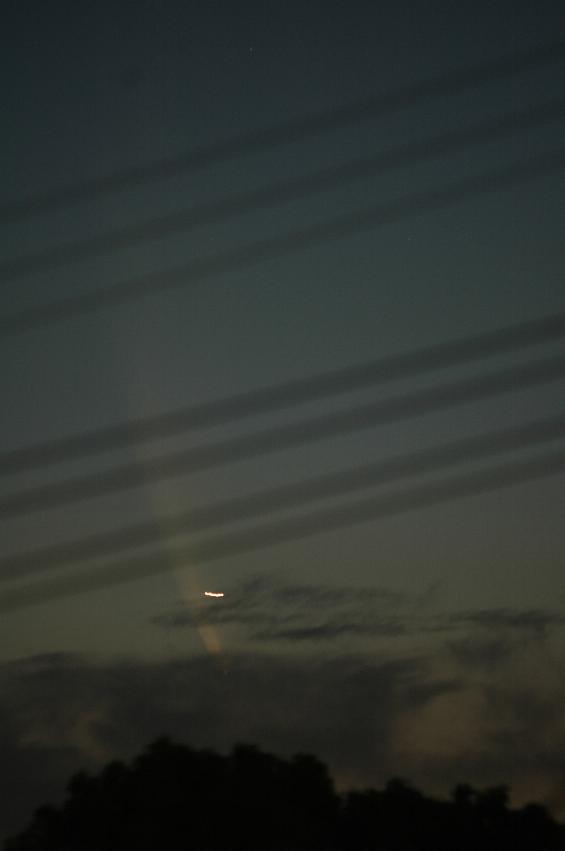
[
  {"left": 439, "top": 609, "right": 565, "bottom": 672},
  {"left": 253, "top": 618, "right": 408, "bottom": 642},
  {"left": 0, "top": 649, "right": 447, "bottom": 842},
  {"left": 446, "top": 635, "right": 516, "bottom": 669},
  {"left": 3, "top": 635, "right": 565, "bottom": 842},
  {"left": 152, "top": 574, "right": 565, "bottom": 650},
  {"left": 391, "top": 669, "right": 565, "bottom": 822},
  {"left": 255, "top": 622, "right": 372, "bottom": 641},
  {"left": 152, "top": 574, "right": 415, "bottom": 643},
  {"left": 445, "top": 608, "right": 565, "bottom": 636},
  {"left": 4, "top": 582, "right": 565, "bottom": 839}
]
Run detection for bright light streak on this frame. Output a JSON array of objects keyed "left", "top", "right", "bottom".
[{"left": 203, "top": 591, "right": 225, "bottom": 598}]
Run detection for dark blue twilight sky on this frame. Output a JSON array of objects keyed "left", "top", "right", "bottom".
[{"left": 0, "top": 0, "right": 564, "bottom": 840}]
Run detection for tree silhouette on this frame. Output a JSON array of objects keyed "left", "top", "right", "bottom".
[{"left": 4, "top": 739, "right": 564, "bottom": 850}]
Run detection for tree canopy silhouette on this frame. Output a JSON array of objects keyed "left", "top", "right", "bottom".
[{"left": 4, "top": 738, "right": 564, "bottom": 850}]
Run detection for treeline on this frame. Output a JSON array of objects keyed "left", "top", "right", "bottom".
[{"left": 4, "top": 738, "right": 564, "bottom": 850}]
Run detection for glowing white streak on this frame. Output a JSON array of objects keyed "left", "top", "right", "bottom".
[{"left": 203, "top": 591, "right": 225, "bottom": 598}]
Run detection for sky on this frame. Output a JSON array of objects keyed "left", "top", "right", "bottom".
[{"left": 1, "top": 0, "right": 565, "bottom": 841}]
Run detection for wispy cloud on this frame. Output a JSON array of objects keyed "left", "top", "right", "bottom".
[
  {"left": 446, "top": 635, "right": 516, "bottom": 669},
  {"left": 450, "top": 608, "right": 565, "bottom": 635},
  {"left": 152, "top": 575, "right": 411, "bottom": 643},
  {"left": 152, "top": 575, "right": 565, "bottom": 648},
  {"left": 253, "top": 622, "right": 384, "bottom": 642}
]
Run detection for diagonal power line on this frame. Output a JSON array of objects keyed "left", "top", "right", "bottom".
[
  {"left": 2, "top": 148, "right": 565, "bottom": 338},
  {"left": 1, "top": 39, "right": 564, "bottom": 224},
  {"left": 2, "top": 353, "right": 565, "bottom": 520},
  {"left": 2, "top": 97, "right": 564, "bottom": 284},
  {"left": 1, "top": 413, "right": 564, "bottom": 584},
  {"left": 2, "top": 447, "right": 565, "bottom": 615},
  {"left": 1, "top": 309, "right": 565, "bottom": 476}
]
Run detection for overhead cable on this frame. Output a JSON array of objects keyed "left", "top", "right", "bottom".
[
  {"left": 2, "top": 97, "right": 563, "bottom": 283},
  {"left": 2, "top": 310, "right": 565, "bottom": 476},
  {"left": 2, "top": 447, "right": 564, "bottom": 614},
  {"left": 1, "top": 412, "right": 564, "bottom": 584},
  {"left": 2, "top": 352, "right": 565, "bottom": 520},
  {"left": 1, "top": 39, "right": 563, "bottom": 224},
  {"left": 2, "top": 148, "right": 564, "bottom": 337}
]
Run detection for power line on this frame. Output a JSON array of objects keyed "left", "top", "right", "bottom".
[
  {"left": 2, "top": 39, "right": 563, "bottom": 225},
  {"left": 2, "top": 413, "right": 564, "bottom": 584},
  {"left": 2, "top": 97, "right": 564, "bottom": 283},
  {"left": 2, "top": 148, "right": 564, "bottom": 338},
  {"left": 2, "top": 310, "right": 565, "bottom": 476},
  {"left": 2, "top": 353, "right": 565, "bottom": 520},
  {"left": 2, "top": 446, "right": 564, "bottom": 615}
]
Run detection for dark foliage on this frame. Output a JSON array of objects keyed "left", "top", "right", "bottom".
[{"left": 4, "top": 739, "right": 564, "bottom": 850}]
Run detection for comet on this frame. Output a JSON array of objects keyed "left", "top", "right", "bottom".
[{"left": 203, "top": 591, "right": 225, "bottom": 598}]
